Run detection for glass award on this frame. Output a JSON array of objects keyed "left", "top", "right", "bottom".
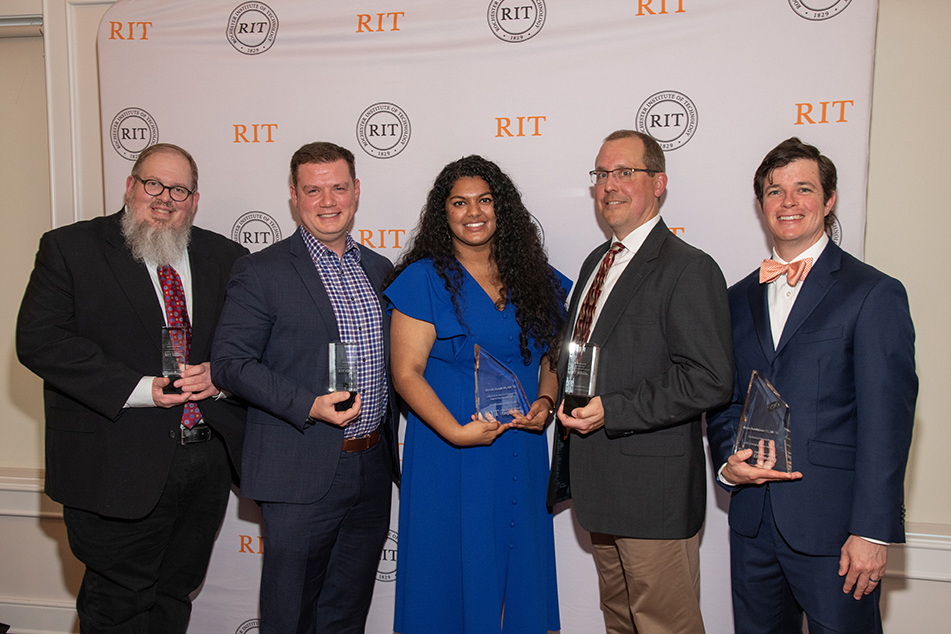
[
  {"left": 732, "top": 371, "right": 793, "bottom": 473},
  {"left": 564, "top": 342, "right": 599, "bottom": 414},
  {"left": 329, "top": 342, "right": 358, "bottom": 411},
  {"left": 161, "top": 327, "right": 186, "bottom": 394},
  {"left": 474, "top": 344, "right": 531, "bottom": 424}
]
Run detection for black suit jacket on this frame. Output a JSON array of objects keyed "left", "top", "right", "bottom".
[
  {"left": 211, "top": 231, "right": 400, "bottom": 504},
  {"left": 16, "top": 210, "right": 249, "bottom": 519},
  {"left": 548, "top": 219, "right": 734, "bottom": 538}
]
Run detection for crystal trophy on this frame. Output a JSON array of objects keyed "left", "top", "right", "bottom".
[
  {"left": 474, "top": 344, "right": 530, "bottom": 424},
  {"left": 564, "top": 342, "right": 599, "bottom": 414},
  {"left": 732, "top": 371, "right": 793, "bottom": 473},
  {"left": 329, "top": 342, "right": 358, "bottom": 411},
  {"left": 161, "top": 327, "right": 186, "bottom": 394}
]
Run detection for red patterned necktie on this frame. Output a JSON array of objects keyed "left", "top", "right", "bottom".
[
  {"left": 759, "top": 257, "right": 813, "bottom": 287},
  {"left": 157, "top": 265, "right": 201, "bottom": 429},
  {"left": 573, "top": 242, "right": 626, "bottom": 343}
]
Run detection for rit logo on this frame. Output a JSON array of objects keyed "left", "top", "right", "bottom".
[
  {"left": 357, "top": 12, "right": 405, "bottom": 32},
  {"left": 495, "top": 116, "right": 546, "bottom": 137},
  {"left": 795, "top": 101, "right": 854, "bottom": 125},
  {"left": 109, "top": 21, "right": 152, "bottom": 40},
  {"left": 120, "top": 127, "right": 149, "bottom": 140},
  {"left": 238, "top": 21, "right": 268, "bottom": 34},
  {"left": 636, "top": 0, "right": 686, "bottom": 15},
  {"left": 234, "top": 124, "right": 278, "bottom": 143}
]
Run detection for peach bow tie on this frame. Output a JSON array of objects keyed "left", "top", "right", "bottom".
[{"left": 759, "top": 258, "right": 813, "bottom": 287}]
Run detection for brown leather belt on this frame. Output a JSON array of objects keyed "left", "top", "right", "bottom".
[{"left": 342, "top": 429, "right": 380, "bottom": 453}]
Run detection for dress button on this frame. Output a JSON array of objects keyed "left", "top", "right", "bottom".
[
  {"left": 510, "top": 521, "right": 516, "bottom": 528},
  {"left": 508, "top": 335, "right": 514, "bottom": 341},
  {"left": 509, "top": 543, "right": 515, "bottom": 549},
  {"left": 512, "top": 475, "right": 518, "bottom": 481},
  {"left": 512, "top": 498, "right": 518, "bottom": 505},
  {"left": 512, "top": 451, "right": 519, "bottom": 457},
  {"left": 168, "top": 430, "right": 176, "bottom": 439}
]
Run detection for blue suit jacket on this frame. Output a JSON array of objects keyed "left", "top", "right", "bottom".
[
  {"left": 212, "top": 231, "right": 400, "bottom": 504},
  {"left": 707, "top": 241, "right": 916, "bottom": 555}
]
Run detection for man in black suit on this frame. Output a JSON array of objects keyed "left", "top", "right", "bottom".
[
  {"left": 212, "top": 142, "right": 400, "bottom": 634},
  {"left": 548, "top": 130, "right": 734, "bottom": 633},
  {"left": 17, "top": 143, "right": 248, "bottom": 634}
]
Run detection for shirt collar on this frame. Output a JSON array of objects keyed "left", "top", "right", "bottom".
[
  {"left": 772, "top": 232, "right": 828, "bottom": 265},
  {"left": 299, "top": 226, "right": 361, "bottom": 263},
  {"left": 614, "top": 215, "right": 661, "bottom": 255}
]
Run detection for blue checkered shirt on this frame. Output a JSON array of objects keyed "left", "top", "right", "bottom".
[{"left": 300, "top": 227, "right": 387, "bottom": 439}]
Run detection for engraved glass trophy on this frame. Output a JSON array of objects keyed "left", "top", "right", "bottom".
[
  {"left": 564, "top": 342, "right": 599, "bottom": 413},
  {"left": 732, "top": 371, "right": 793, "bottom": 473},
  {"left": 329, "top": 342, "right": 358, "bottom": 411},
  {"left": 474, "top": 344, "right": 530, "bottom": 424},
  {"left": 161, "top": 326, "right": 186, "bottom": 394}
]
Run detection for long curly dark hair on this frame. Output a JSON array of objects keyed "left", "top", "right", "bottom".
[{"left": 385, "top": 155, "right": 567, "bottom": 369}]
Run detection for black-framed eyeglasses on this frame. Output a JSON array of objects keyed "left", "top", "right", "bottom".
[
  {"left": 589, "top": 167, "right": 658, "bottom": 185},
  {"left": 134, "top": 175, "right": 194, "bottom": 202}
]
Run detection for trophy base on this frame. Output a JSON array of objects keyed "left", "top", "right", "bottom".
[
  {"left": 162, "top": 374, "right": 182, "bottom": 395},
  {"left": 564, "top": 393, "right": 591, "bottom": 414},
  {"left": 334, "top": 391, "right": 357, "bottom": 412}
]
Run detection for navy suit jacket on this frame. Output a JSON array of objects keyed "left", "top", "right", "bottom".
[
  {"left": 707, "top": 241, "right": 917, "bottom": 555},
  {"left": 16, "top": 210, "right": 249, "bottom": 519},
  {"left": 548, "top": 220, "right": 735, "bottom": 539},
  {"left": 211, "top": 231, "right": 400, "bottom": 504}
]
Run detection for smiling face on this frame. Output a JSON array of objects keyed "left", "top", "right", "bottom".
[
  {"left": 291, "top": 159, "right": 360, "bottom": 255},
  {"left": 760, "top": 158, "right": 836, "bottom": 261},
  {"left": 446, "top": 176, "right": 497, "bottom": 254},
  {"left": 594, "top": 137, "right": 667, "bottom": 240},
  {"left": 124, "top": 150, "right": 199, "bottom": 233}
]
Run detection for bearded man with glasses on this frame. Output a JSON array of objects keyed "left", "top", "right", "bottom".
[{"left": 17, "top": 143, "right": 248, "bottom": 633}]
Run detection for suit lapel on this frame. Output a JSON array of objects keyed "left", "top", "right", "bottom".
[
  {"left": 101, "top": 211, "right": 165, "bottom": 352},
  {"left": 289, "top": 231, "right": 341, "bottom": 340},
  {"left": 774, "top": 242, "right": 840, "bottom": 355},
  {"left": 588, "top": 220, "right": 668, "bottom": 347},
  {"left": 747, "top": 280, "right": 776, "bottom": 364},
  {"left": 187, "top": 232, "right": 222, "bottom": 356}
]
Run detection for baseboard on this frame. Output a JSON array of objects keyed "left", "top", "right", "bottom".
[{"left": 0, "top": 597, "right": 76, "bottom": 634}]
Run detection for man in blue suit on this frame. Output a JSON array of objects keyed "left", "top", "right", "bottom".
[
  {"left": 212, "top": 142, "right": 400, "bottom": 634},
  {"left": 707, "top": 137, "right": 917, "bottom": 633}
]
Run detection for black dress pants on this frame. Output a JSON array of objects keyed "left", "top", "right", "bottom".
[{"left": 63, "top": 434, "right": 231, "bottom": 634}]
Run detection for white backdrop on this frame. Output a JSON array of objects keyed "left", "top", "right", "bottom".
[{"left": 97, "top": 1, "right": 876, "bottom": 632}]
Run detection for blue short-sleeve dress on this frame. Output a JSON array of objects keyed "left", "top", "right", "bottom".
[{"left": 386, "top": 258, "right": 569, "bottom": 634}]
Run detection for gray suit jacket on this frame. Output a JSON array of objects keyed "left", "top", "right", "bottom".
[{"left": 547, "top": 219, "right": 734, "bottom": 539}]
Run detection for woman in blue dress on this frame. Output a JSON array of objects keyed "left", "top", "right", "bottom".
[{"left": 384, "top": 155, "right": 569, "bottom": 634}]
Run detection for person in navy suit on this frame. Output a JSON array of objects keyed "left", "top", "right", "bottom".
[
  {"left": 212, "top": 142, "right": 400, "bottom": 634},
  {"left": 707, "top": 137, "right": 917, "bottom": 633}
]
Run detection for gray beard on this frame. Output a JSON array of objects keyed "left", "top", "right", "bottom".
[{"left": 121, "top": 204, "right": 192, "bottom": 266}]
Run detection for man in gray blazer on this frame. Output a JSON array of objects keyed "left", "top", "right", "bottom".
[{"left": 548, "top": 130, "right": 734, "bottom": 633}]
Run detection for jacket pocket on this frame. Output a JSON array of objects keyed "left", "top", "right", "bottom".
[
  {"left": 618, "top": 427, "right": 685, "bottom": 457},
  {"left": 807, "top": 439, "right": 856, "bottom": 470}
]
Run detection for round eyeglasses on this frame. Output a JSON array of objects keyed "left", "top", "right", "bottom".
[
  {"left": 134, "top": 176, "right": 194, "bottom": 202},
  {"left": 589, "top": 167, "right": 658, "bottom": 185}
]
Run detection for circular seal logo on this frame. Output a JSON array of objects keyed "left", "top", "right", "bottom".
[
  {"left": 788, "top": 0, "right": 852, "bottom": 21},
  {"left": 636, "top": 91, "right": 698, "bottom": 151},
  {"left": 356, "top": 103, "right": 411, "bottom": 159},
  {"left": 827, "top": 215, "right": 842, "bottom": 245},
  {"left": 487, "top": 0, "right": 546, "bottom": 43},
  {"left": 235, "top": 618, "right": 259, "bottom": 634},
  {"left": 232, "top": 211, "right": 282, "bottom": 251},
  {"left": 110, "top": 108, "right": 159, "bottom": 161},
  {"left": 227, "top": 2, "right": 278, "bottom": 55},
  {"left": 377, "top": 530, "right": 398, "bottom": 582}
]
